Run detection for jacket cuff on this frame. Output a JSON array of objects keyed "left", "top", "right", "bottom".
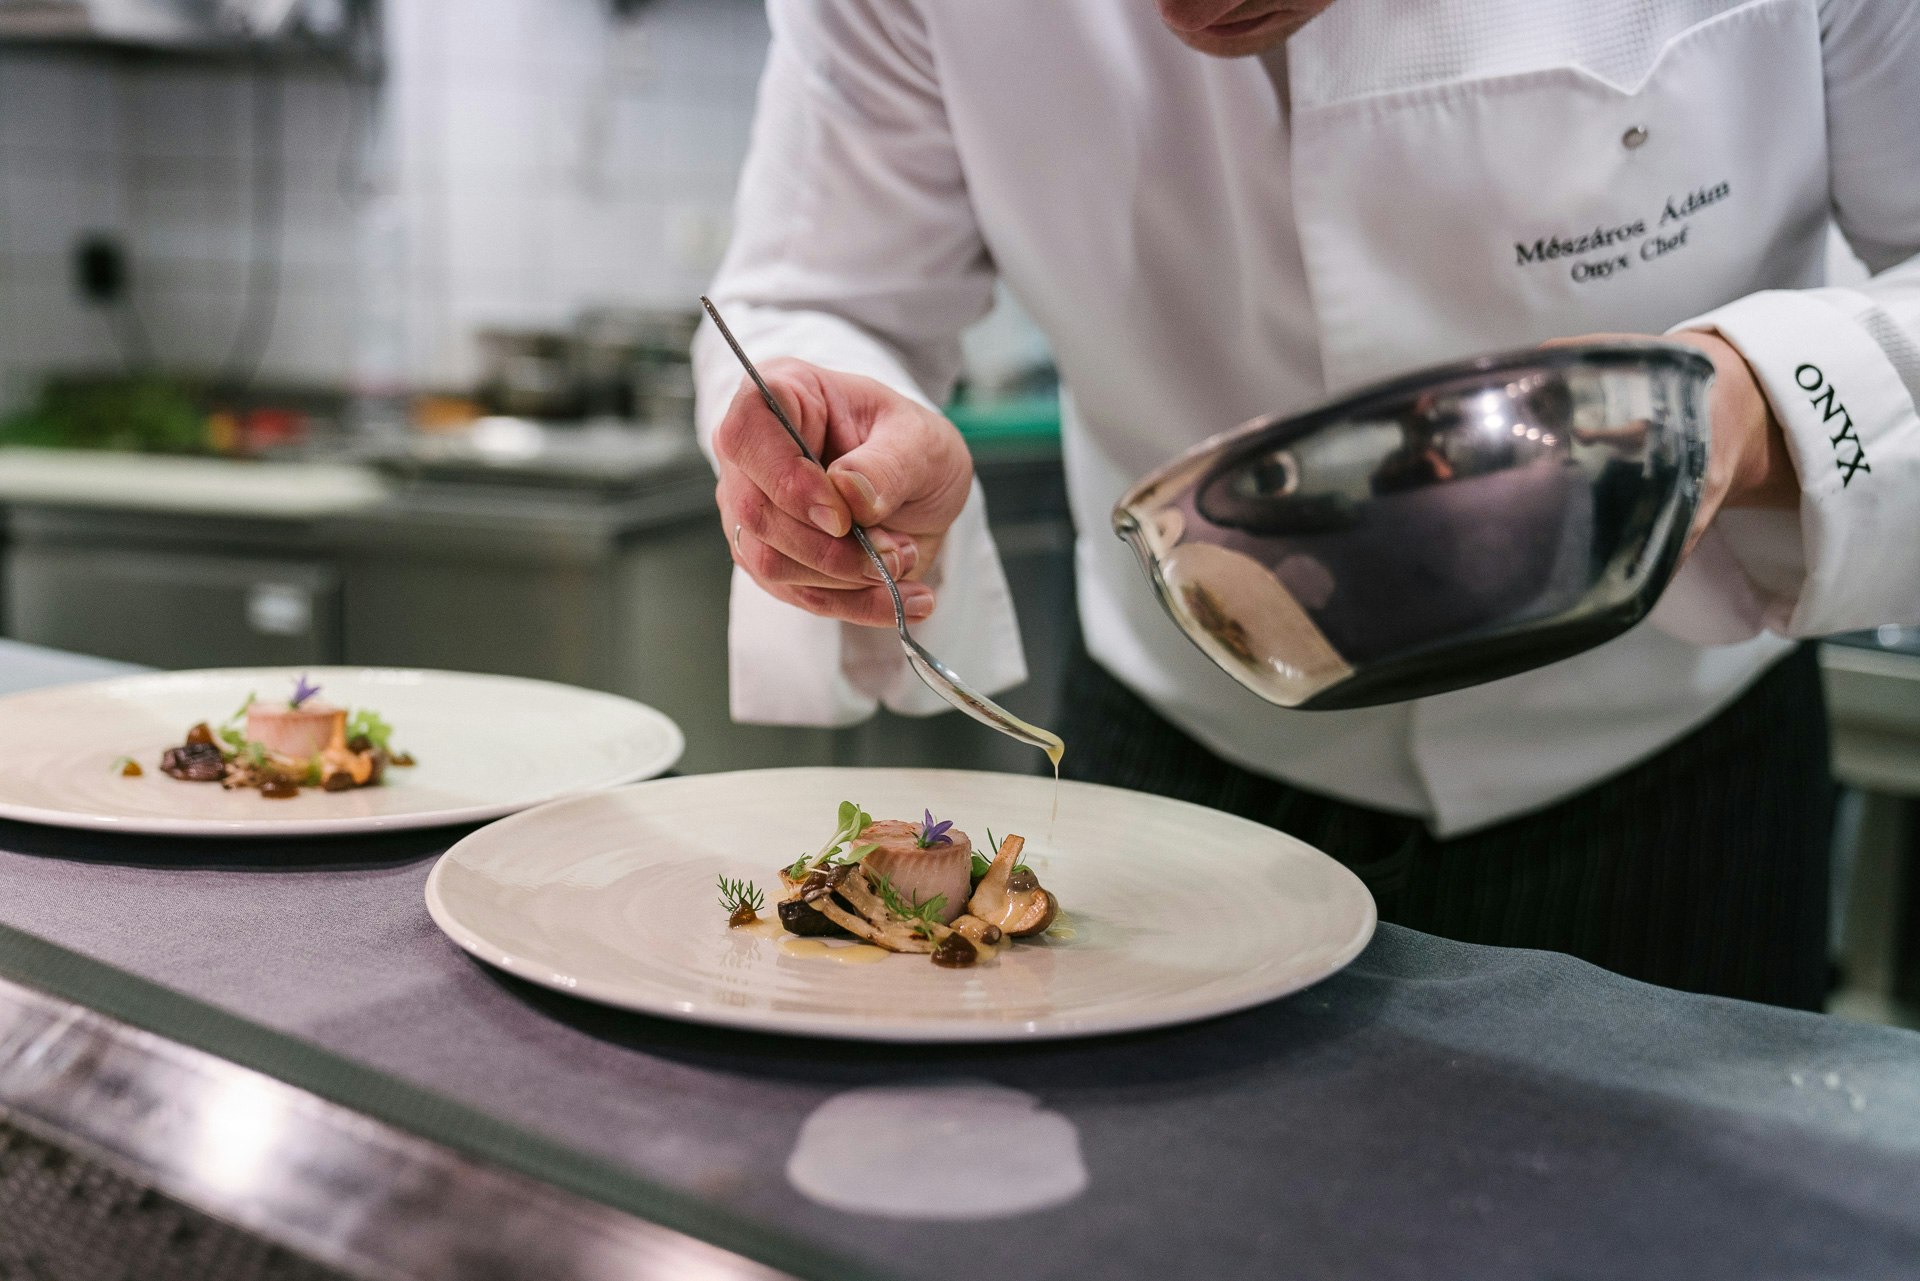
[{"left": 1672, "top": 287, "right": 1920, "bottom": 636}]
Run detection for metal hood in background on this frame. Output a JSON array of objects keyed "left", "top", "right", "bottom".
[{"left": 0, "top": 0, "right": 318, "bottom": 49}]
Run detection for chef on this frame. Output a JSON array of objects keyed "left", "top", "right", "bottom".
[{"left": 694, "top": 0, "right": 1920, "bottom": 1009}]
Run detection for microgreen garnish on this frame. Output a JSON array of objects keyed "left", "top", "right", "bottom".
[
  {"left": 717, "top": 875, "right": 765, "bottom": 926},
  {"left": 915, "top": 808, "right": 955, "bottom": 848},
  {"left": 290, "top": 673, "right": 321, "bottom": 708},
  {"left": 787, "top": 800, "right": 872, "bottom": 880},
  {"left": 828, "top": 842, "right": 877, "bottom": 869},
  {"left": 346, "top": 708, "right": 393, "bottom": 752},
  {"left": 211, "top": 694, "right": 257, "bottom": 760},
  {"left": 871, "top": 873, "right": 947, "bottom": 938}
]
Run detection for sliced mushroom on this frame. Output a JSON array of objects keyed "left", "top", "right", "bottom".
[
  {"left": 160, "top": 741, "right": 226, "bottom": 782},
  {"left": 318, "top": 718, "right": 375, "bottom": 790},
  {"left": 818, "top": 899, "right": 930, "bottom": 952},
  {"left": 834, "top": 872, "right": 944, "bottom": 953},
  {"left": 966, "top": 834, "right": 1056, "bottom": 937},
  {"left": 948, "top": 915, "right": 1003, "bottom": 948}
]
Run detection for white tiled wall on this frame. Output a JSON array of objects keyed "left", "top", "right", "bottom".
[
  {"left": 0, "top": 46, "right": 368, "bottom": 411},
  {"left": 381, "top": 0, "right": 768, "bottom": 388},
  {"left": 0, "top": 0, "right": 772, "bottom": 411}
]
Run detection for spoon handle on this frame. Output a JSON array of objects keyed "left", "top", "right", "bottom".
[
  {"left": 700, "top": 296, "right": 905, "bottom": 625},
  {"left": 700, "top": 296, "right": 820, "bottom": 466}
]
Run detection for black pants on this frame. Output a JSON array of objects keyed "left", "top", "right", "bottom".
[{"left": 1058, "top": 645, "right": 1836, "bottom": 1009}]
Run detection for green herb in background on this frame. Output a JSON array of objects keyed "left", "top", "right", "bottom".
[{"left": 0, "top": 377, "right": 205, "bottom": 454}]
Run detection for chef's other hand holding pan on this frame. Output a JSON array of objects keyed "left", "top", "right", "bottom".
[
  {"left": 1548, "top": 331, "right": 1800, "bottom": 556},
  {"left": 712, "top": 359, "right": 975, "bottom": 627}
]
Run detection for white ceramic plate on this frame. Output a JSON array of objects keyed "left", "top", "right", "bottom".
[
  {"left": 0, "top": 667, "right": 684, "bottom": 837},
  {"left": 425, "top": 768, "right": 1376, "bottom": 1042}
]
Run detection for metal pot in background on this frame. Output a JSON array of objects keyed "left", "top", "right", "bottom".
[
  {"left": 476, "top": 329, "right": 582, "bottom": 420},
  {"left": 573, "top": 307, "right": 701, "bottom": 431},
  {"left": 475, "top": 310, "right": 701, "bottom": 431},
  {"left": 1113, "top": 340, "right": 1713, "bottom": 710}
]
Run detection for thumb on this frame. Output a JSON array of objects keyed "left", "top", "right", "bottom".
[{"left": 825, "top": 423, "right": 936, "bottom": 526}]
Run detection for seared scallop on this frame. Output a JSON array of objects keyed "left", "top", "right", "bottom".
[
  {"left": 246, "top": 703, "right": 347, "bottom": 760},
  {"left": 857, "top": 819, "right": 972, "bottom": 924}
]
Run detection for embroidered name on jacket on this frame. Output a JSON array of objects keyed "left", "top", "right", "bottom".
[
  {"left": 1512, "top": 180, "right": 1730, "bottom": 285},
  {"left": 1795, "top": 363, "right": 1870, "bottom": 486}
]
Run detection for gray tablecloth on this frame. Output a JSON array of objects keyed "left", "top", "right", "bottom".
[{"left": 2, "top": 640, "right": 1919, "bottom": 1280}]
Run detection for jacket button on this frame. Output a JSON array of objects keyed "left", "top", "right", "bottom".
[{"left": 1622, "top": 125, "right": 1649, "bottom": 149}]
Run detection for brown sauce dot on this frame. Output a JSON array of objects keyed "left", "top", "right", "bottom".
[{"left": 259, "top": 779, "right": 301, "bottom": 799}]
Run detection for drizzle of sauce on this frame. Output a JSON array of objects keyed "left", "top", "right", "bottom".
[
  {"left": 780, "top": 938, "right": 889, "bottom": 965},
  {"left": 1043, "top": 736, "right": 1063, "bottom": 854},
  {"left": 735, "top": 917, "right": 786, "bottom": 939}
]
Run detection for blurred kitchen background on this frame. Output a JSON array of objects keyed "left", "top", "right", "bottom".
[
  {"left": 3, "top": 0, "right": 1920, "bottom": 1025},
  {"left": 0, "top": 0, "right": 1066, "bottom": 779}
]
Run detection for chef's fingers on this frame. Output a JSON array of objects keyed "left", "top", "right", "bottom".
[
  {"left": 752, "top": 573, "right": 936, "bottom": 627},
  {"left": 721, "top": 475, "right": 916, "bottom": 586},
  {"left": 711, "top": 365, "right": 855, "bottom": 538},
  {"left": 824, "top": 401, "right": 971, "bottom": 529},
  {"left": 731, "top": 517, "right": 917, "bottom": 592}
]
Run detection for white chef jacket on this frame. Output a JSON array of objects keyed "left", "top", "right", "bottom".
[{"left": 694, "top": 0, "right": 1920, "bottom": 836}]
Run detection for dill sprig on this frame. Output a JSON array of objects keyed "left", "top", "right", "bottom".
[
  {"left": 717, "top": 875, "right": 765, "bottom": 925},
  {"left": 870, "top": 872, "right": 947, "bottom": 938}
]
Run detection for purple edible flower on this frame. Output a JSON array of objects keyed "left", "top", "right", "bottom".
[
  {"left": 290, "top": 673, "right": 321, "bottom": 708},
  {"left": 916, "top": 808, "right": 954, "bottom": 848}
]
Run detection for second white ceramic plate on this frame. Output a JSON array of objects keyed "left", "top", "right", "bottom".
[
  {"left": 425, "top": 768, "right": 1376, "bottom": 1043},
  {"left": 0, "top": 667, "right": 684, "bottom": 837}
]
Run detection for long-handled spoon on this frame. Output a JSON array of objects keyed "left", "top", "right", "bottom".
[{"left": 701, "top": 296, "right": 1062, "bottom": 760}]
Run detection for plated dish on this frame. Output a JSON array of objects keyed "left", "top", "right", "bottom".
[
  {"left": 721, "top": 801, "right": 1061, "bottom": 969},
  {"left": 425, "top": 767, "right": 1377, "bottom": 1043},
  {"left": 0, "top": 667, "right": 683, "bottom": 837},
  {"left": 132, "top": 673, "right": 414, "bottom": 799}
]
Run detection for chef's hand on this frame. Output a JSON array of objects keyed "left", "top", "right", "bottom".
[
  {"left": 1549, "top": 332, "right": 1798, "bottom": 555},
  {"left": 712, "top": 359, "right": 974, "bottom": 626}
]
